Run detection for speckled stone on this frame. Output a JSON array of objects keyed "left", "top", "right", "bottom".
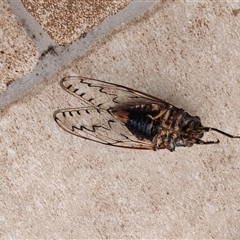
[
  {"left": 21, "top": 0, "right": 132, "bottom": 45},
  {"left": 0, "top": 0, "right": 38, "bottom": 93}
]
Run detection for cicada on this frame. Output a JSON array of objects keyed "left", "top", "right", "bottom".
[{"left": 53, "top": 76, "right": 240, "bottom": 152}]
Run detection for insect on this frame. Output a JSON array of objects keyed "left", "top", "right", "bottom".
[{"left": 53, "top": 76, "right": 240, "bottom": 152}]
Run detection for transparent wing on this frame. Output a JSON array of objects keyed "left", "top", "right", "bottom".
[
  {"left": 53, "top": 107, "right": 155, "bottom": 150},
  {"left": 59, "top": 76, "right": 176, "bottom": 110},
  {"left": 54, "top": 76, "right": 179, "bottom": 150}
]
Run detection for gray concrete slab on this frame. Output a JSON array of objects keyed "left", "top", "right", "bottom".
[{"left": 0, "top": 0, "right": 155, "bottom": 108}]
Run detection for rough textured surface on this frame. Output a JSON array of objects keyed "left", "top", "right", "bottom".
[
  {"left": 1, "top": 0, "right": 240, "bottom": 239},
  {"left": 0, "top": 0, "right": 38, "bottom": 94},
  {"left": 21, "top": 0, "right": 132, "bottom": 45},
  {"left": 1, "top": 0, "right": 153, "bottom": 108}
]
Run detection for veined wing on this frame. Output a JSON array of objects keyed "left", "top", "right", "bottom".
[
  {"left": 53, "top": 107, "right": 155, "bottom": 150},
  {"left": 59, "top": 76, "right": 176, "bottom": 111}
]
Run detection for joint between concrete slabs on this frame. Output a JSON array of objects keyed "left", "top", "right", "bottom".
[{"left": 1, "top": 0, "right": 155, "bottom": 109}]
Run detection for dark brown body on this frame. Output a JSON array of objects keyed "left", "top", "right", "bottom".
[
  {"left": 54, "top": 76, "right": 240, "bottom": 151},
  {"left": 113, "top": 104, "right": 207, "bottom": 152}
]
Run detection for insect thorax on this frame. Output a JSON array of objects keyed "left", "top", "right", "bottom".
[{"left": 113, "top": 104, "right": 204, "bottom": 151}]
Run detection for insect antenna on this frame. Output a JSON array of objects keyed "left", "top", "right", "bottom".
[{"left": 198, "top": 127, "right": 240, "bottom": 138}]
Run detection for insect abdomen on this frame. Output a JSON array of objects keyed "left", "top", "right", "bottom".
[{"left": 113, "top": 105, "right": 160, "bottom": 141}]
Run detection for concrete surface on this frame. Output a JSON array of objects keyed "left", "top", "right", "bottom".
[
  {"left": 1, "top": 0, "right": 240, "bottom": 239},
  {"left": 21, "top": 0, "right": 132, "bottom": 45},
  {"left": 0, "top": 0, "right": 154, "bottom": 108},
  {"left": 0, "top": 0, "right": 38, "bottom": 93}
]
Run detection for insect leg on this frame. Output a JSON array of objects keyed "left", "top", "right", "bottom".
[
  {"left": 190, "top": 138, "right": 220, "bottom": 145},
  {"left": 147, "top": 105, "right": 172, "bottom": 121},
  {"left": 198, "top": 127, "right": 240, "bottom": 138},
  {"left": 152, "top": 130, "right": 178, "bottom": 151}
]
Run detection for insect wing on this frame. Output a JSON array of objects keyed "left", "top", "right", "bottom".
[
  {"left": 59, "top": 76, "right": 175, "bottom": 110},
  {"left": 53, "top": 107, "right": 155, "bottom": 149},
  {"left": 54, "top": 76, "right": 179, "bottom": 150}
]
